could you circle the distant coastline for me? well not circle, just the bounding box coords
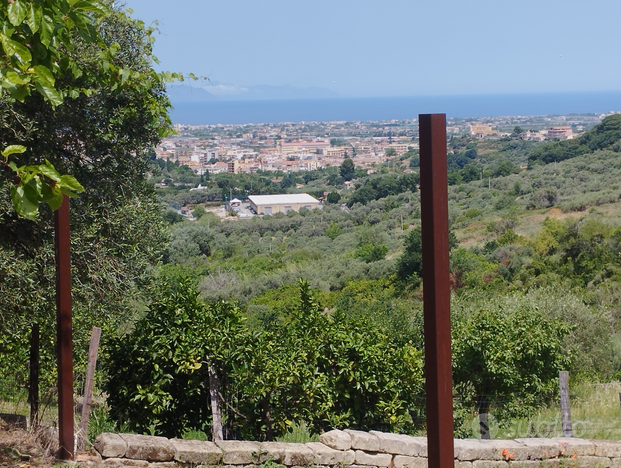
[168,91,621,126]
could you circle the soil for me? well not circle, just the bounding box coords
[0,419,99,467]
[0,419,56,467]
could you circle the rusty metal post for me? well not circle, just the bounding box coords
[54,194,74,460]
[28,322,39,427]
[419,114,454,467]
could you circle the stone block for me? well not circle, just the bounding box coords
[455,462,472,468]
[319,429,352,451]
[119,434,175,462]
[346,430,380,452]
[592,440,621,458]
[262,441,315,466]
[473,461,508,468]
[369,431,426,456]
[507,461,540,468]
[354,450,393,467]
[393,455,427,468]
[513,439,562,459]
[477,439,532,461]
[538,460,559,468]
[171,438,223,465]
[574,456,611,468]
[454,439,495,461]
[149,463,178,468]
[610,458,621,468]
[95,433,128,459]
[550,438,596,457]
[306,442,355,465]
[216,440,261,465]
[102,458,148,467]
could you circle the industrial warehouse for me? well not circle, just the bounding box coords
[248,193,320,215]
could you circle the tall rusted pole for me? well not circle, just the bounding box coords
[419,114,454,468]
[28,322,39,427]
[55,194,74,460]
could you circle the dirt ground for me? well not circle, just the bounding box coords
[0,419,56,467]
[0,419,99,467]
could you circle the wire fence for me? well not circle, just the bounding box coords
[2,326,621,443]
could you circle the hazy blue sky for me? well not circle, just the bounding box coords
[121,0,621,98]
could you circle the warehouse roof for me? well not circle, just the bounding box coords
[248,194,319,205]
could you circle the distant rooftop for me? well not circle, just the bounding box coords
[248,193,319,205]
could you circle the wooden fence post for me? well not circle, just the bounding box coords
[559,371,572,437]
[79,326,101,450]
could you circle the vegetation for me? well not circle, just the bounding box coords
[5,31,621,443]
[106,278,424,439]
[528,114,621,165]
[0,2,173,397]
[128,115,621,439]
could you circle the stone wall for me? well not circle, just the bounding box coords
[93,429,621,468]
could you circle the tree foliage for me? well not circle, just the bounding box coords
[339,157,356,181]
[105,279,425,439]
[452,291,572,422]
[0,0,184,218]
[528,114,621,165]
[0,3,171,390]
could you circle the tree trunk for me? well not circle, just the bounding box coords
[477,397,491,439]
[208,363,223,441]
[261,397,273,441]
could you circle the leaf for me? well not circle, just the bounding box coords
[8,0,27,27]
[4,83,29,101]
[33,65,55,86]
[59,174,84,193]
[11,185,39,220]
[26,3,42,33]
[1,145,27,158]
[34,78,63,107]
[38,160,61,182]
[45,184,64,211]
[1,36,32,65]
[73,0,110,16]
[39,15,53,47]
[3,70,30,85]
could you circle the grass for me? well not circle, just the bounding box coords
[275,422,318,443]
[461,382,621,440]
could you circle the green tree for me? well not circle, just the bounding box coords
[511,126,524,137]
[0,0,184,218]
[339,157,356,181]
[396,226,423,284]
[384,147,397,157]
[396,226,457,284]
[0,3,173,391]
[106,280,425,439]
[452,292,572,436]
[326,191,341,204]
[494,160,519,177]
[105,277,253,438]
[192,205,207,219]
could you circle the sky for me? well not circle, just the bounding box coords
[121,0,621,98]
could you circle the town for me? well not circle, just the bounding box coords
[155,113,605,177]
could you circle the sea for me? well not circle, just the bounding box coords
[168,91,621,126]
